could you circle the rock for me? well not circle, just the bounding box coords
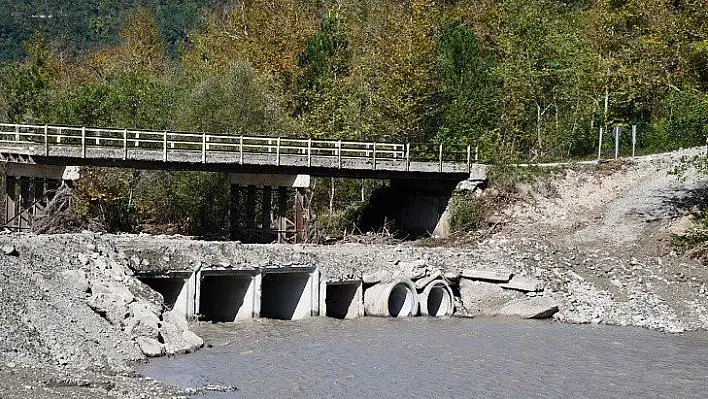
[458,280,521,316]
[182,330,204,349]
[77,253,89,266]
[136,337,164,357]
[127,311,160,339]
[400,259,427,269]
[2,245,18,256]
[160,322,203,355]
[498,297,559,319]
[61,269,90,293]
[362,271,394,284]
[500,275,544,292]
[414,269,442,289]
[460,268,512,283]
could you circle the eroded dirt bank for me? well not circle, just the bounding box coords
[1,148,707,397]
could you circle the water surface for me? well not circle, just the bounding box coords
[140,317,708,398]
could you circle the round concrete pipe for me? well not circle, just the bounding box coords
[364,279,418,317]
[418,280,454,317]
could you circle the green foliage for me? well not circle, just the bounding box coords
[449,193,486,233]
[135,171,229,237]
[179,63,284,135]
[2,0,708,236]
[435,22,498,147]
[0,33,56,123]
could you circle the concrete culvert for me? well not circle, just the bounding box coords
[364,279,418,317]
[261,271,315,320]
[324,281,362,319]
[418,280,454,317]
[139,278,185,310]
[199,275,255,322]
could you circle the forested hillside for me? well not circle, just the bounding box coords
[0,0,229,60]
[1,0,707,235]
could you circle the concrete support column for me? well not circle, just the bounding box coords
[261,186,272,243]
[294,187,305,243]
[32,178,45,216]
[229,184,240,241]
[5,176,17,228]
[277,186,288,243]
[19,177,31,230]
[245,185,256,233]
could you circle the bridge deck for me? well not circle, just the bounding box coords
[0,123,474,180]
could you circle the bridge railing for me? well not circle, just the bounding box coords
[0,123,474,172]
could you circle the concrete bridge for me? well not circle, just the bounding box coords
[0,123,486,240]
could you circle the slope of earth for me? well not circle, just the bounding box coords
[479,148,708,331]
[0,234,193,398]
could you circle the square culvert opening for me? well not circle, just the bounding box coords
[325,282,361,319]
[140,278,186,310]
[261,272,312,320]
[199,275,255,322]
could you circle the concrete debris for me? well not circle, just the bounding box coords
[414,269,442,290]
[500,275,545,293]
[498,297,559,319]
[136,337,164,358]
[362,270,394,284]
[460,268,512,283]
[2,245,18,256]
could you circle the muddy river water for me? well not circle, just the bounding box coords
[139,317,708,398]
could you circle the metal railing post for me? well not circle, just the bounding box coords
[14,124,19,142]
[163,130,167,162]
[406,143,410,172]
[123,129,128,160]
[337,140,342,169]
[202,133,206,163]
[439,144,443,172]
[475,146,479,162]
[239,136,244,165]
[44,125,48,156]
[373,142,377,170]
[467,145,471,173]
[81,127,86,158]
[135,132,140,147]
[276,137,281,166]
[308,138,312,167]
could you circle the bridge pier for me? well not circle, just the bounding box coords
[229,174,311,243]
[3,164,79,230]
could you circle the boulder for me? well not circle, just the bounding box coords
[160,322,204,355]
[136,337,164,357]
[458,280,520,316]
[61,269,90,293]
[500,275,544,292]
[460,268,512,283]
[498,297,559,319]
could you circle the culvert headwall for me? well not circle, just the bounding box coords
[364,279,418,317]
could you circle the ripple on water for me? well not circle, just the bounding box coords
[139,317,708,398]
